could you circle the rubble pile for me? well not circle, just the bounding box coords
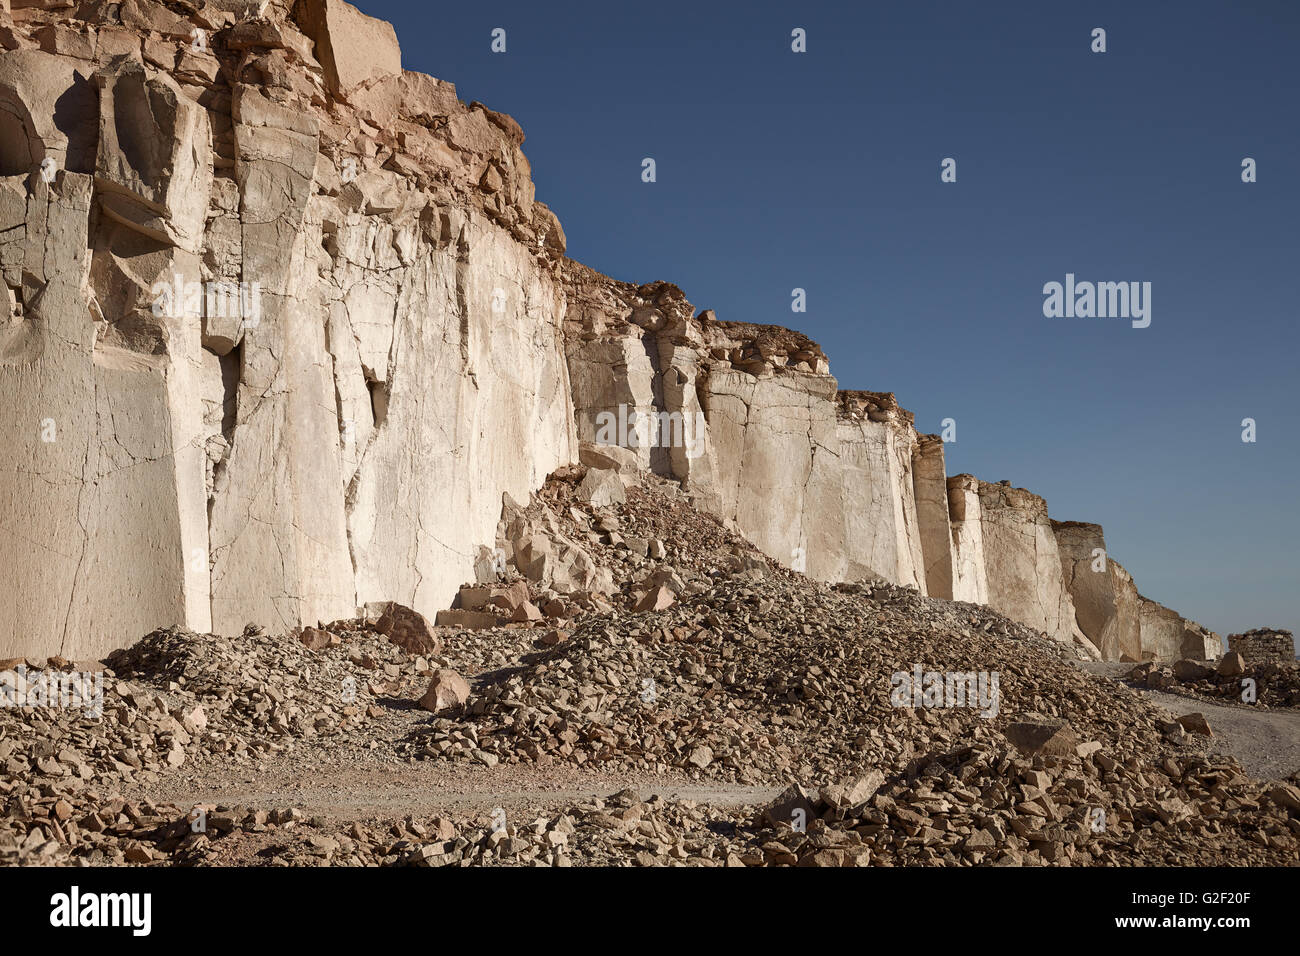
[1127,654,1300,709]
[2,475,1297,866]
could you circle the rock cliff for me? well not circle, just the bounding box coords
[0,0,1220,662]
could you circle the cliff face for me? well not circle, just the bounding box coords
[562,267,928,590]
[1053,521,1141,661]
[1,0,574,657]
[0,0,1218,662]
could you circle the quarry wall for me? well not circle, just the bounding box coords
[0,0,1222,662]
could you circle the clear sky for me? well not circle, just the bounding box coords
[361,0,1298,645]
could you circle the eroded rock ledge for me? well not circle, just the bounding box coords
[0,0,1219,662]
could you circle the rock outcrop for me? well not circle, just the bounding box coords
[958,480,1083,649]
[1137,596,1222,662]
[1053,521,1140,661]
[0,0,1223,662]
[562,266,929,591]
[945,475,989,605]
[1,0,573,659]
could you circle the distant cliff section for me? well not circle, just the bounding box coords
[0,0,1220,662]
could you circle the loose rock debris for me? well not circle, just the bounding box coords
[3,476,1297,866]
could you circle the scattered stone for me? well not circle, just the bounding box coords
[822,770,885,810]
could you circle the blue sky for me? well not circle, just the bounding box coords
[362,0,1298,643]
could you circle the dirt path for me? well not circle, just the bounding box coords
[126,662,1299,824]
[1136,689,1300,780]
[1076,662,1300,781]
[128,754,781,823]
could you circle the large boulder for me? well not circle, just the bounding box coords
[292,0,401,98]
[577,467,625,507]
[1004,719,1079,757]
[376,603,441,655]
[1217,651,1246,676]
[1138,596,1222,661]
[763,784,818,829]
[418,668,470,714]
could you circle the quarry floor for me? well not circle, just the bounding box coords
[1078,662,1300,780]
[134,758,779,822]
[124,665,1300,831]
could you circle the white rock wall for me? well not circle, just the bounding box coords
[912,436,954,599]
[0,3,1228,662]
[971,481,1081,647]
[0,27,576,657]
[946,476,989,606]
[1053,521,1141,661]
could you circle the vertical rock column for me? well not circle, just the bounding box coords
[206,85,355,633]
[834,415,925,590]
[975,480,1081,646]
[656,338,718,505]
[703,367,842,577]
[0,174,106,661]
[566,334,659,471]
[912,435,954,599]
[946,475,988,605]
[339,208,576,618]
[1,54,216,660]
[91,59,215,642]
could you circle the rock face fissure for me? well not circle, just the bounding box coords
[0,0,1219,662]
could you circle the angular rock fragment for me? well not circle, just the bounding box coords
[434,609,500,630]
[763,784,818,830]
[298,627,332,651]
[418,669,470,714]
[1176,712,1212,737]
[821,770,885,810]
[1217,651,1246,677]
[292,0,401,98]
[577,468,626,508]
[633,586,674,613]
[1004,719,1079,757]
[377,603,442,655]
